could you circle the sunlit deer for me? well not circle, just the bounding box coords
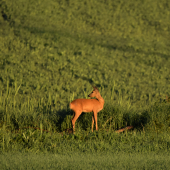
[70,86,104,132]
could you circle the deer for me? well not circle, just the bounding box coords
[70,86,104,133]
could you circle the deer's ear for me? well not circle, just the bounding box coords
[93,86,98,90]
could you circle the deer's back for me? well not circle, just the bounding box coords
[70,99,103,113]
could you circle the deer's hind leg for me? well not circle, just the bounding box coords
[71,110,81,131]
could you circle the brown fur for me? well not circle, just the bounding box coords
[70,87,104,132]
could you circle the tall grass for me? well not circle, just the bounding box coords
[0,82,170,153]
[0,2,170,168]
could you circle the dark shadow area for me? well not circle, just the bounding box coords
[1,11,8,21]
[1,103,70,133]
[97,104,152,132]
[56,108,73,132]
[77,112,93,130]
[0,2,15,26]
[129,111,150,130]
[0,110,3,123]
[34,101,73,132]
[0,76,3,83]
[0,1,9,21]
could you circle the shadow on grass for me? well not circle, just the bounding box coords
[121,110,151,132]
[131,110,150,130]
[58,104,152,134]
[97,104,151,133]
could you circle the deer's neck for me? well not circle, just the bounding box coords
[96,95,104,106]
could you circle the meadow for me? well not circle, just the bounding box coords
[0,0,170,169]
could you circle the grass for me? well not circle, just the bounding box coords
[0,0,170,169]
[1,152,170,170]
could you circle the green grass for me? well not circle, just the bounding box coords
[0,0,170,168]
[0,0,170,109]
[1,152,170,170]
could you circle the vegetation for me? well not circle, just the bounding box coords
[0,0,170,169]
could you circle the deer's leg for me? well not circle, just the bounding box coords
[94,112,98,131]
[92,115,94,132]
[71,111,81,131]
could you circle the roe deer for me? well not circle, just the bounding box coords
[70,86,104,132]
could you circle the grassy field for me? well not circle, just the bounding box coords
[0,0,170,169]
[1,152,170,169]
